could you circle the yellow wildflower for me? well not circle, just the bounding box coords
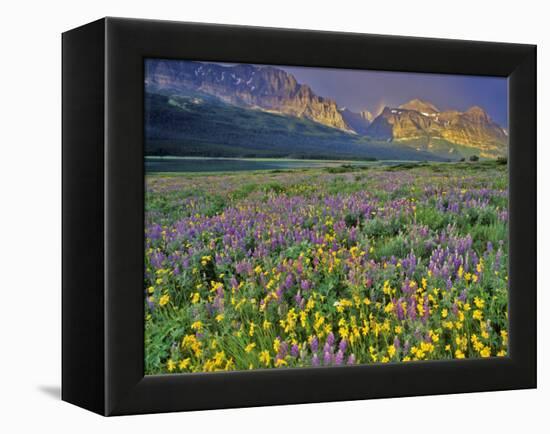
[473,310,483,321]
[249,322,256,337]
[501,330,508,345]
[159,294,170,306]
[167,359,176,372]
[191,320,203,332]
[275,358,287,367]
[259,350,270,367]
[474,297,485,309]
[178,358,191,370]
[273,337,281,353]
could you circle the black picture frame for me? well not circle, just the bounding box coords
[62,17,536,416]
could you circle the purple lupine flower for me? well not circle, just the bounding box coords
[284,273,294,289]
[235,261,249,275]
[334,350,344,366]
[310,336,319,352]
[312,354,320,366]
[326,332,335,347]
[323,342,332,354]
[422,297,430,322]
[452,302,459,316]
[402,278,413,295]
[396,297,405,321]
[393,336,401,350]
[148,224,162,240]
[347,354,356,365]
[338,339,348,353]
[290,344,299,357]
[408,298,417,320]
[323,351,332,365]
[278,341,288,358]
[494,248,502,270]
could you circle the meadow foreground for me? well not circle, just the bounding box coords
[144,162,508,374]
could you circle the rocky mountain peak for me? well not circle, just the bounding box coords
[464,105,490,120]
[360,110,374,122]
[146,60,353,132]
[399,99,440,114]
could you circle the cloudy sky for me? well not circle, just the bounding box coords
[279,65,508,128]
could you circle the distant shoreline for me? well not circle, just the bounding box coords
[143,156,478,176]
[144,155,383,164]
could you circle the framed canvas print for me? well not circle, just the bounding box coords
[62,17,536,416]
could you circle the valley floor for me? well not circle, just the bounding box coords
[144,162,509,374]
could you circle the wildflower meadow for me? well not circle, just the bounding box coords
[144,161,508,374]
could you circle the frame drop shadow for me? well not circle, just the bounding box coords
[38,385,61,400]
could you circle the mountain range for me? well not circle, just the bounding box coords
[145,60,508,160]
[367,99,507,157]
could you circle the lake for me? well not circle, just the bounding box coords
[145,157,375,173]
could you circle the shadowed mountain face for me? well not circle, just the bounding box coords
[339,108,373,135]
[145,60,507,160]
[144,91,445,161]
[366,100,508,158]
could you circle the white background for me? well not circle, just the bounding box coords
[0,0,546,432]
